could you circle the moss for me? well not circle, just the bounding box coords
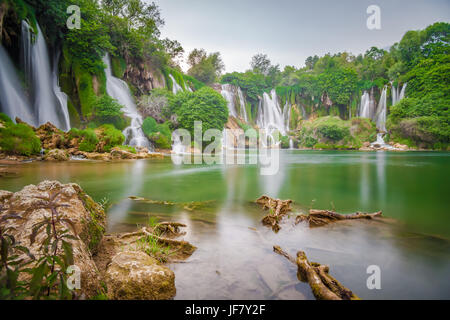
[77,191,106,253]
[96,124,125,152]
[67,100,81,128]
[0,116,41,156]
[78,128,99,152]
[73,61,98,118]
[111,55,127,79]
[116,145,137,154]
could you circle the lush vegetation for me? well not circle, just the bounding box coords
[220,22,449,149]
[142,117,172,149]
[0,113,41,156]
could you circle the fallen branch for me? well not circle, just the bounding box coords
[296,209,382,227]
[273,245,359,300]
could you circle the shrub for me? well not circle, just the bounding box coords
[78,129,99,152]
[142,117,172,149]
[91,95,128,130]
[97,124,125,152]
[0,120,41,156]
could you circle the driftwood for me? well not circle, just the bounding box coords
[296,209,382,227]
[256,195,292,232]
[273,245,359,300]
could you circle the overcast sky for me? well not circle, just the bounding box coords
[155,0,450,73]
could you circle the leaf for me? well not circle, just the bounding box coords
[29,261,47,297]
[61,240,74,266]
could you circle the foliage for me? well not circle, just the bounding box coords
[96,124,125,152]
[171,87,228,136]
[0,190,77,300]
[91,95,128,130]
[187,49,225,85]
[138,89,172,123]
[77,129,99,152]
[142,117,172,149]
[0,115,41,156]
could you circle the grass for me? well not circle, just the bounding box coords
[132,217,173,263]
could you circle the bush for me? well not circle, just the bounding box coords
[78,129,99,152]
[0,118,41,156]
[173,87,228,136]
[91,95,129,130]
[97,124,125,152]
[142,117,172,149]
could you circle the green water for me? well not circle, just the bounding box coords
[1,150,449,299]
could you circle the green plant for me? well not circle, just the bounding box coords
[0,118,41,156]
[78,129,99,152]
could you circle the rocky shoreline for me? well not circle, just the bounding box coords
[0,181,195,299]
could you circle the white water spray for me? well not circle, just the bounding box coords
[21,21,69,130]
[103,54,152,150]
[0,45,35,125]
[221,84,248,121]
[169,74,184,95]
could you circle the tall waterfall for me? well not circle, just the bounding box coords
[103,54,152,150]
[392,82,407,106]
[52,51,71,130]
[21,21,70,130]
[359,89,377,119]
[221,84,248,121]
[374,86,387,132]
[256,89,290,136]
[169,74,184,94]
[0,45,35,125]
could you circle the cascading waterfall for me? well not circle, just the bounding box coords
[52,51,71,131]
[374,86,387,132]
[257,89,289,136]
[392,82,407,106]
[21,21,70,130]
[169,74,184,94]
[221,84,248,121]
[103,54,152,150]
[0,45,36,125]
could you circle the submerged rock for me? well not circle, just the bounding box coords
[105,251,176,300]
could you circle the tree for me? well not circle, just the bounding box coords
[305,55,319,70]
[187,49,225,84]
[172,87,228,136]
[251,53,271,75]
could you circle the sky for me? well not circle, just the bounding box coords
[155,0,450,73]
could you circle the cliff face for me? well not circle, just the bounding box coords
[124,62,166,95]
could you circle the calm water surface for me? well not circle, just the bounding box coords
[1,150,449,299]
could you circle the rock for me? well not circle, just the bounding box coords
[393,143,408,150]
[105,251,176,300]
[84,152,111,161]
[110,147,138,159]
[362,141,370,148]
[0,181,106,298]
[44,149,69,161]
[35,122,66,149]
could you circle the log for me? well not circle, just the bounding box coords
[296,209,382,227]
[273,245,359,300]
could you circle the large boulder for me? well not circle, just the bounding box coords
[35,122,66,149]
[44,149,69,161]
[105,251,176,300]
[0,181,106,298]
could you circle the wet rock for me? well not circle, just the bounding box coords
[44,149,69,161]
[110,147,138,159]
[35,122,66,149]
[105,251,176,300]
[0,181,106,298]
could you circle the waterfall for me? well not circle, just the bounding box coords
[21,21,69,130]
[103,54,152,150]
[257,89,289,136]
[359,91,371,118]
[374,86,387,132]
[392,82,407,105]
[0,45,35,125]
[171,132,188,154]
[221,84,248,121]
[169,74,183,94]
[52,51,70,131]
